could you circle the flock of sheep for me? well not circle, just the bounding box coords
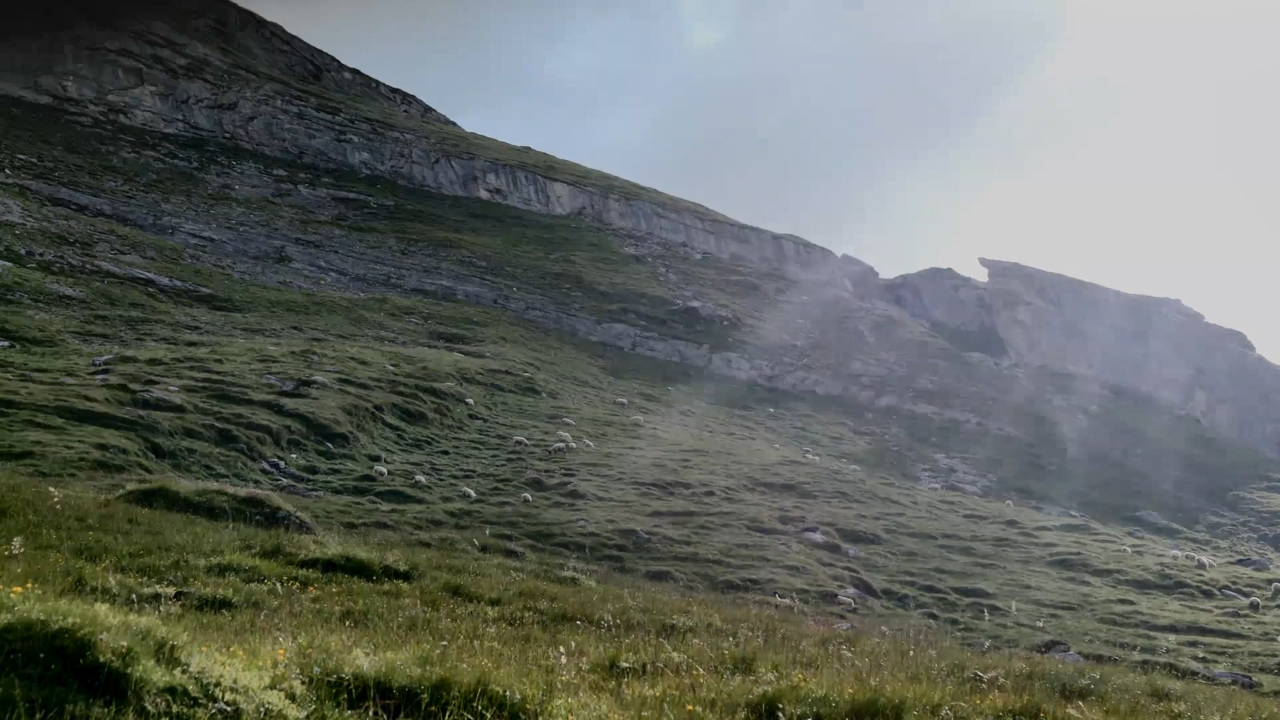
[364,395,641,504]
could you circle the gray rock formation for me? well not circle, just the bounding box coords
[0,0,875,288]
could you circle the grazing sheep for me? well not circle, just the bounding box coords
[772,592,796,606]
[513,436,531,446]
[630,416,644,424]
[1004,500,1014,508]
[464,398,475,406]
[615,398,629,407]
[556,431,573,442]
[521,493,533,503]
[772,444,781,449]
[547,442,568,455]
[1170,550,1183,559]
[1186,553,1199,563]
[413,475,427,485]
[926,483,943,491]
[1197,556,1211,570]
[373,466,388,478]
[462,487,477,499]
[567,442,578,451]
[801,453,820,463]
[1250,597,1263,612]
[1203,557,1218,568]
[1271,583,1280,598]
[561,418,576,426]
[1120,546,1132,554]
[835,595,857,608]
[582,439,595,449]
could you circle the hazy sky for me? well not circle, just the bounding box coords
[244,1,1280,359]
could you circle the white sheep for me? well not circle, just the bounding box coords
[561,418,576,426]
[556,431,573,442]
[1271,583,1280,598]
[521,493,533,503]
[835,595,857,607]
[1202,557,1218,568]
[614,398,629,407]
[1120,546,1131,554]
[1004,500,1014,507]
[772,592,796,606]
[1186,553,1199,563]
[1250,597,1263,612]
[548,442,568,455]
[1196,556,1211,570]
[373,466,388,478]
[464,398,475,406]
[772,444,781,449]
[1170,550,1183,559]
[412,475,427,485]
[630,416,644,424]
[926,483,943,491]
[512,436,530,446]
[582,439,595,449]
[567,442,577,451]
[462,487,477,499]
[802,453,820,463]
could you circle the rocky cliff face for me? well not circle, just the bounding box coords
[885,259,1280,456]
[2,0,1279,463]
[0,0,875,289]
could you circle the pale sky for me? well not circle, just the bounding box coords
[244,1,1280,360]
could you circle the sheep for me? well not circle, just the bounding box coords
[926,483,943,491]
[1196,555,1211,570]
[835,594,857,608]
[547,442,568,455]
[567,442,578,451]
[412,475,427,485]
[1271,583,1280,598]
[771,592,796,606]
[1004,500,1014,507]
[1120,546,1132,554]
[1185,553,1199,563]
[462,487,477,499]
[513,436,531,446]
[1170,550,1183,559]
[464,398,475,406]
[1202,557,1218,568]
[556,431,573,442]
[521,492,533,503]
[561,418,576,426]
[1250,597,1263,612]
[582,439,595,449]
[630,416,645,424]
[801,453,820,463]
[373,466,388,478]
[614,398,629,407]
[772,444,781,449]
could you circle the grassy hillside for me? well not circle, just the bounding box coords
[5,478,1280,719]
[6,97,1280,715]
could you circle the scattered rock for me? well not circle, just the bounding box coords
[1212,670,1259,690]
[1233,557,1273,572]
[0,340,15,349]
[92,354,116,367]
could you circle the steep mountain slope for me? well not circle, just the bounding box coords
[5,1,1280,709]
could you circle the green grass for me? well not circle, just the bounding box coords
[6,95,1280,715]
[4,477,1280,719]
